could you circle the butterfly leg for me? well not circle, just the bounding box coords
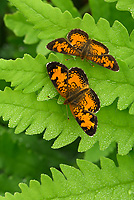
[65,56,76,61]
[86,59,95,67]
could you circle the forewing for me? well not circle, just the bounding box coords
[47,62,68,98]
[89,39,109,55]
[69,104,97,136]
[86,54,119,71]
[67,29,89,52]
[68,67,89,96]
[46,38,80,56]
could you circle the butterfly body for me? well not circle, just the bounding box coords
[47,29,119,71]
[79,40,90,60]
[64,87,89,105]
[47,62,100,136]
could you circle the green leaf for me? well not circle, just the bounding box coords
[0,54,49,94]
[0,87,134,155]
[0,87,60,135]
[0,87,81,149]
[4,11,54,56]
[105,0,134,18]
[79,100,134,155]
[4,11,40,44]
[7,0,134,69]
[0,53,134,113]
[8,0,81,40]
[1,156,134,199]
[36,39,51,55]
[5,0,134,71]
[51,0,81,18]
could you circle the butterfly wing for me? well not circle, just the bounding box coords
[69,104,98,136]
[66,67,100,136]
[46,38,80,56]
[86,54,119,71]
[69,88,100,136]
[46,62,68,98]
[67,67,89,96]
[67,29,89,52]
[77,88,100,113]
[89,39,109,55]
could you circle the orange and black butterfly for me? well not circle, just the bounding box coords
[47,29,119,71]
[47,62,100,136]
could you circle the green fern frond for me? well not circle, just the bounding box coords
[51,0,81,18]
[8,0,81,40]
[105,0,134,18]
[0,54,48,93]
[0,87,133,154]
[78,100,134,154]
[0,52,134,113]
[4,11,40,44]
[1,156,134,199]
[0,87,61,135]
[0,87,80,147]
[7,0,134,68]
[4,11,51,55]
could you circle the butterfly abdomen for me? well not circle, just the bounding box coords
[80,40,90,60]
